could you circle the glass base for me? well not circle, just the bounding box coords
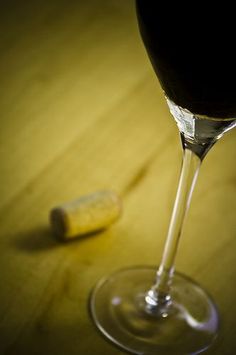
[90,266,219,354]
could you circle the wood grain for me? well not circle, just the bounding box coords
[0,1,235,354]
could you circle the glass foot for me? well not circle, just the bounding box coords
[90,266,219,354]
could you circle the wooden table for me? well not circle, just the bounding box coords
[0,1,235,354]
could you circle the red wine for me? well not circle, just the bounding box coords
[136,1,236,118]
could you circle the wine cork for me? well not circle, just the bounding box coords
[50,190,122,241]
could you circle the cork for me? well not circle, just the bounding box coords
[50,190,122,241]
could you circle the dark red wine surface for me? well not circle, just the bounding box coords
[136,1,236,118]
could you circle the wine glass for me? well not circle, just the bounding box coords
[90,2,236,354]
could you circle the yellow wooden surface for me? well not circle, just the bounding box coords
[0,1,235,354]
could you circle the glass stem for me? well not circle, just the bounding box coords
[146,145,201,310]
